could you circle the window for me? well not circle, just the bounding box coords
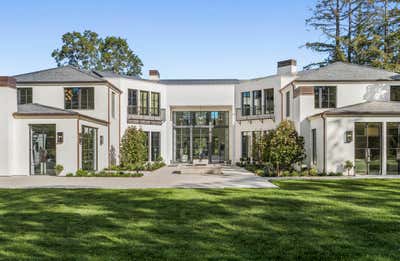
[314,86,337,108]
[143,131,149,161]
[17,88,32,104]
[390,86,400,101]
[241,131,252,160]
[81,126,97,171]
[264,88,274,114]
[312,129,317,165]
[252,90,262,115]
[286,91,290,117]
[128,89,138,114]
[111,92,116,118]
[140,91,149,115]
[151,132,161,161]
[241,92,251,116]
[151,92,160,116]
[64,87,94,110]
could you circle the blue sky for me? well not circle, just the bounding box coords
[0,0,324,79]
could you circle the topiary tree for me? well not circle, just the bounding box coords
[344,160,354,176]
[119,127,148,169]
[264,120,306,175]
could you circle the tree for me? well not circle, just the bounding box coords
[119,127,148,168]
[52,30,143,76]
[264,121,306,175]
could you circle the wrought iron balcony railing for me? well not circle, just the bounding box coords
[236,105,274,121]
[127,106,166,124]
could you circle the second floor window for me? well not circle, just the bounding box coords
[286,91,290,117]
[314,86,337,108]
[17,88,32,105]
[111,92,116,118]
[140,91,149,115]
[390,86,400,101]
[151,92,160,116]
[128,89,138,114]
[264,88,274,114]
[64,87,94,110]
[253,90,262,115]
[241,91,251,116]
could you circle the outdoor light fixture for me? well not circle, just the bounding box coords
[100,135,104,145]
[345,131,353,143]
[57,132,64,144]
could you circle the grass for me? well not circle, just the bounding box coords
[0,179,399,260]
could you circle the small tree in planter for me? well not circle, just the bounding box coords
[120,127,148,173]
[264,120,306,176]
[344,160,354,176]
[55,164,64,176]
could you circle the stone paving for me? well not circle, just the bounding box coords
[0,166,278,189]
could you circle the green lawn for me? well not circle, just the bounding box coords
[0,180,399,260]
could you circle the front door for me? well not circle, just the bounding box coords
[81,126,97,171]
[192,127,209,162]
[30,124,56,175]
[354,123,382,175]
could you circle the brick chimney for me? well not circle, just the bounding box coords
[149,70,160,81]
[277,59,297,75]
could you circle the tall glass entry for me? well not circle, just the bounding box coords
[81,126,98,171]
[387,123,400,174]
[30,124,56,175]
[173,111,229,163]
[354,123,382,175]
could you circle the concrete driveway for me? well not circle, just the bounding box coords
[0,166,277,189]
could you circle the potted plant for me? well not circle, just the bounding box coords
[55,164,64,176]
[344,160,354,176]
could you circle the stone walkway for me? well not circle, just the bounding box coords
[0,166,277,189]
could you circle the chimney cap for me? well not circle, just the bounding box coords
[0,76,16,88]
[277,59,297,68]
[149,70,160,76]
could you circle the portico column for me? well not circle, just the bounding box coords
[382,122,387,175]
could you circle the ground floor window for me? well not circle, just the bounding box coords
[312,129,317,165]
[387,122,400,175]
[30,124,56,175]
[151,132,160,161]
[354,122,381,175]
[81,126,98,171]
[241,131,252,161]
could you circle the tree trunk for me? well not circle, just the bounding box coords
[335,0,342,61]
[348,0,352,62]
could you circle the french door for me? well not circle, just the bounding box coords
[81,126,98,171]
[354,123,382,175]
[30,124,56,175]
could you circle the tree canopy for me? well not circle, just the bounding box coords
[52,30,143,76]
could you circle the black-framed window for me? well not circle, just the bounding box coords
[140,91,149,115]
[18,88,32,105]
[312,129,317,165]
[241,131,252,160]
[252,90,262,115]
[264,88,274,114]
[314,86,337,108]
[151,92,160,116]
[111,92,116,118]
[143,131,149,161]
[241,91,251,116]
[64,87,94,110]
[390,86,400,101]
[286,91,290,117]
[128,89,138,114]
[151,132,161,161]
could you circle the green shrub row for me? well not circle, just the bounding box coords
[104,161,166,172]
[66,170,143,177]
[240,163,343,177]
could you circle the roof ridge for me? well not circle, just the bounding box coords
[67,66,105,81]
[13,66,63,77]
[332,61,399,74]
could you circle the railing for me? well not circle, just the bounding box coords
[236,106,274,121]
[127,106,166,124]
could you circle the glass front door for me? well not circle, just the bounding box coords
[387,123,400,174]
[192,128,209,162]
[81,126,97,171]
[30,124,56,175]
[355,123,382,175]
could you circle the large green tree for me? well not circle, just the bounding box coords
[119,127,148,167]
[52,30,143,76]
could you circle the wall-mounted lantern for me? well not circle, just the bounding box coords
[345,131,353,143]
[57,132,64,144]
[100,135,104,146]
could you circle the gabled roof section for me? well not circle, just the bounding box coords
[159,79,240,85]
[311,101,400,117]
[92,70,142,80]
[14,66,106,83]
[296,62,399,81]
[17,103,78,115]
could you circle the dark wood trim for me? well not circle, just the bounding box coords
[0,77,16,88]
[293,86,314,98]
[12,113,109,126]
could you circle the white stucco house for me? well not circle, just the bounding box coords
[1,59,400,176]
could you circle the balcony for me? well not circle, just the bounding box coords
[127,106,166,125]
[236,106,274,121]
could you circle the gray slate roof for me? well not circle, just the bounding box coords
[14,66,106,83]
[296,62,399,81]
[17,103,78,115]
[159,79,239,85]
[322,101,400,116]
[92,70,142,80]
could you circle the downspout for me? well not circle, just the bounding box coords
[321,113,326,173]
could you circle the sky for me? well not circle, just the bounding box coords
[0,0,325,79]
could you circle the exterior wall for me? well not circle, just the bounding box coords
[309,117,324,172]
[0,87,17,175]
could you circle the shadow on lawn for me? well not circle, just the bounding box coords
[0,180,399,260]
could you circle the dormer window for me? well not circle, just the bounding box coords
[314,86,336,109]
[17,88,32,104]
[390,86,400,101]
[64,87,94,110]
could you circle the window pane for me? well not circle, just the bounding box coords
[151,92,160,116]
[264,88,274,114]
[128,89,138,114]
[252,90,262,115]
[151,132,160,161]
[286,91,290,117]
[241,92,251,116]
[140,91,149,115]
[391,86,400,101]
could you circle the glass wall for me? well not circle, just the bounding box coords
[81,126,98,171]
[173,111,229,163]
[354,122,381,175]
